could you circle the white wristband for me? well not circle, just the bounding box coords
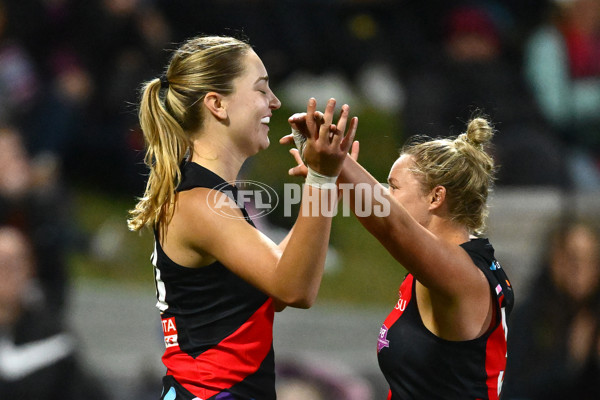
[305,166,338,189]
[291,127,307,162]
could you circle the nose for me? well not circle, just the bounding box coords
[270,91,281,110]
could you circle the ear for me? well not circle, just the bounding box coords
[203,92,228,120]
[429,186,446,211]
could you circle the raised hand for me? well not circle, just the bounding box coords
[281,98,358,178]
[283,138,360,178]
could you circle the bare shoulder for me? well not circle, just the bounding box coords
[176,187,244,220]
[172,187,247,240]
[161,188,247,267]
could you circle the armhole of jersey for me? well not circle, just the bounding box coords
[482,266,510,336]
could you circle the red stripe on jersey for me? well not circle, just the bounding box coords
[383,274,414,329]
[484,308,507,400]
[162,298,274,399]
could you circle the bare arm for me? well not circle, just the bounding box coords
[177,184,335,308]
[280,114,492,338]
[283,113,480,297]
[338,156,484,297]
[169,98,356,309]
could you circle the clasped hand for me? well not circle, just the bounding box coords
[279,98,359,178]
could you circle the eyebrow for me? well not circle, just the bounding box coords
[255,75,269,84]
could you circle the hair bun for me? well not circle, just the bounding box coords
[463,117,494,147]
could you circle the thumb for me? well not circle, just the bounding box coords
[350,141,360,161]
[279,134,295,145]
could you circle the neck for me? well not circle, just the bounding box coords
[189,131,246,184]
[428,216,471,246]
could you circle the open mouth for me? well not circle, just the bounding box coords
[260,116,270,124]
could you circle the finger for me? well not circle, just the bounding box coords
[279,134,295,145]
[288,164,308,177]
[313,111,325,125]
[289,148,304,166]
[326,124,336,143]
[330,105,349,147]
[340,116,358,153]
[350,140,360,161]
[288,112,307,124]
[317,98,336,144]
[335,104,350,136]
[322,98,336,126]
[288,112,309,133]
[306,111,325,137]
[304,98,318,139]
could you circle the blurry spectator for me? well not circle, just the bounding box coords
[0,225,109,399]
[55,0,173,194]
[0,0,95,170]
[24,49,93,165]
[402,2,567,187]
[0,126,76,317]
[523,0,600,190]
[0,0,39,127]
[505,217,600,399]
[276,358,373,400]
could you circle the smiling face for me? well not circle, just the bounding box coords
[387,155,433,227]
[223,50,281,156]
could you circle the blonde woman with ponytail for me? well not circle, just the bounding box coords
[284,115,514,399]
[128,36,357,400]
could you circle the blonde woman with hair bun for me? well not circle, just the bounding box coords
[128,35,357,400]
[284,114,514,399]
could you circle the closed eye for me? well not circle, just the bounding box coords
[256,75,270,95]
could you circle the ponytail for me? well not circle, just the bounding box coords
[127,35,251,232]
[127,77,191,231]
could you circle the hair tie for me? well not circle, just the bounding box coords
[159,74,170,89]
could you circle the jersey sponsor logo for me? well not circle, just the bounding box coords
[395,298,407,312]
[394,289,407,311]
[377,324,390,353]
[162,317,178,348]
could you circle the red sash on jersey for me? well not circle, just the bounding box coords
[378,274,414,354]
[162,299,274,399]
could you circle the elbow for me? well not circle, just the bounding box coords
[287,300,314,309]
[291,297,315,309]
[276,292,317,309]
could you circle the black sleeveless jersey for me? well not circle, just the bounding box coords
[377,238,514,400]
[151,161,275,400]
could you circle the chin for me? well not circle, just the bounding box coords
[259,137,270,151]
[247,139,269,157]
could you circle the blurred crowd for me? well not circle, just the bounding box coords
[0,0,599,194]
[1,0,600,399]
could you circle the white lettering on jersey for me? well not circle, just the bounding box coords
[153,242,169,312]
[394,298,407,311]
